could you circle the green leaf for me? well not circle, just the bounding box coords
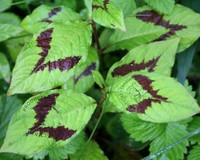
[0,95,22,146]
[84,0,92,18]
[49,132,85,160]
[8,21,92,95]
[92,70,105,89]
[0,90,96,155]
[149,122,189,160]
[144,0,175,15]
[106,4,200,53]
[0,52,11,81]
[188,145,200,160]
[0,0,12,12]
[0,24,22,42]
[177,43,196,84]
[21,5,80,33]
[63,48,99,93]
[0,153,23,160]
[183,80,196,97]
[106,39,179,82]
[71,141,108,160]
[54,0,77,10]
[0,13,21,26]
[121,114,165,143]
[107,72,200,123]
[188,117,200,144]
[110,0,136,17]
[92,0,126,31]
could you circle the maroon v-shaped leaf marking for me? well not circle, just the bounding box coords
[127,74,168,113]
[26,94,76,141]
[41,7,62,23]
[74,62,96,84]
[136,10,187,41]
[92,0,109,11]
[31,28,81,74]
[112,57,160,77]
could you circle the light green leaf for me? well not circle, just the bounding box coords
[63,48,99,93]
[188,145,200,160]
[8,21,92,95]
[184,80,196,98]
[49,132,85,160]
[92,70,105,89]
[144,0,175,14]
[0,95,22,146]
[71,141,108,160]
[0,52,11,81]
[188,117,200,144]
[107,72,200,123]
[110,0,136,17]
[0,0,12,12]
[0,13,20,26]
[149,122,189,160]
[0,24,22,42]
[0,90,96,155]
[84,0,92,19]
[106,4,200,53]
[92,0,126,31]
[121,114,165,143]
[21,5,80,33]
[106,39,179,82]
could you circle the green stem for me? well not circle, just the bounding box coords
[11,0,36,6]
[78,109,104,160]
[142,127,200,160]
[8,34,33,40]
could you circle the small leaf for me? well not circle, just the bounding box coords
[0,90,96,155]
[121,114,165,142]
[92,70,105,89]
[188,117,200,144]
[63,48,99,93]
[48,132,85,160]
[107,72,200,123]
[71,141,108,160]
[144,0,175,15]
[92,0,126,31]
[188,145,200,160]
[0,95,22,146]
[0,53,11,81]
[0,0,12,12]
[110,0,136,17]
[21,5,80,33]
[8,21,92,95]
[0,13,21,26]
[0,24,22,42]
[106,39,179,82]
[149,122,189,160]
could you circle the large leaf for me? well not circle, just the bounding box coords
[107,4,200,53]
[21,5,80,33]
[106,39,179,82]
[0,52,11,81]
[0,0,12,12]
[0,24,22,42]
[8,21,92,95]
[0,13,20,26]
[92,0,126,31]
[71,141,108,160]
[107,72,200,123]
[144,0,175,14]
[0,90,96,155]
[62,48,99,93]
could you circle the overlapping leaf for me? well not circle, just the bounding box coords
[0,53,11,81]
[63,48,99,93]
[0,90,96,155]
[106,39,179,82]
[92,0,126,31]
[21,5,80,33]
[188,145,200,160]
[106,4,200,53]
[144,0,175,15]
[0,0,12,12]
[8,21,92,95]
